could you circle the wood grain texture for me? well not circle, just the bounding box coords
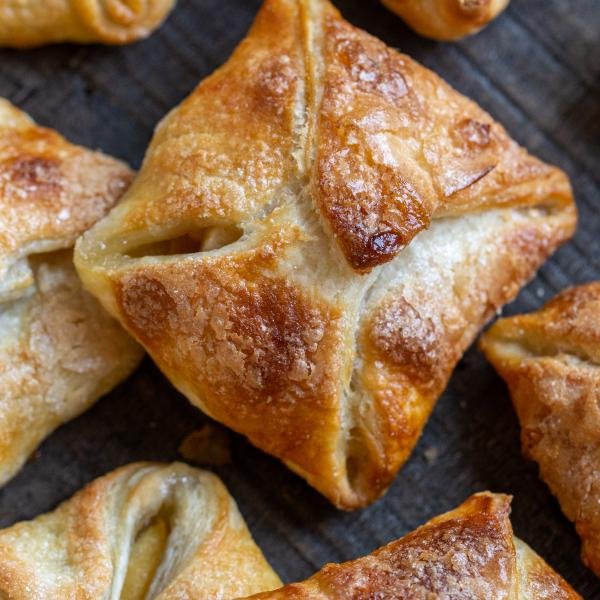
[0,0,598,596]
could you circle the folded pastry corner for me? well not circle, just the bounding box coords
[481,282,600,577]
[0,0,176,47]
[381,0,510,41]
[246,492,580,599]
[0,462,282,599]
[75,0,576,509]
[0,98,143,486]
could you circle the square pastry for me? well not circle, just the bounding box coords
[75,0,576,508]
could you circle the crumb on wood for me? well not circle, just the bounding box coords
[178,424,231,467]
[424,445,438,464]
[26,449,42,465]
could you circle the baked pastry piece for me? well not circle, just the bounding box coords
[480,283,600,577]
[0,0,175,47]
[0,462,282,599]
[246,492,580,599]
[75,0,576,509]
[381,0,510,41]
[0,98,142,486]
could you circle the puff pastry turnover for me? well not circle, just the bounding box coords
[381,0,510,41]
[0,462,282,599]
[0,0,175,47]
[247,492,580,599]
[75,0,576,509]
[0,98,142,486]
[481,283,600,577]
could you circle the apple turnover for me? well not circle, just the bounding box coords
[75,0,577,509]
[0,462,282,599]
[0,0,176,47]
[247,492,580,599]
[381,0,510,41]
[0,98,142,486]
[481,283,600,577]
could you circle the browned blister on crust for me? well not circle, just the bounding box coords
[381,0,511,41]
[0,98,142,486]
[0,463,282,599]
[75,0,576,508]
[245,492,580,599]
[481,283,600,577]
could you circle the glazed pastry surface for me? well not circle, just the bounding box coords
[0,98,142,486]
[381,0,510,40]
[481,283,600,577]
[75,0,576,508]
[0,0,175,47]
[246,492,580,599]
[0,462,282,599]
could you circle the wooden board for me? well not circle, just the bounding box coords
[0,0,599,595]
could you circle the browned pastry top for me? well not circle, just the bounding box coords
[481,283,600,576]
[246,492,580,599]
[315,4,564,271]
[0,0,177,47]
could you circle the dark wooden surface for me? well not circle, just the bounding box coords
[1,0,599,596]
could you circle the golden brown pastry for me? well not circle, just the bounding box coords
[382,0,510,41]
[0,462,282,599]
[75,0,576,509]
[0,0,176,47]
[246,492,580,599]
[481,283,600,577]
[0,98,142,486]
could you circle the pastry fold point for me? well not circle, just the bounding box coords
[75,0,576,508]
[0,98,142,486]
[0,462,282,599]
[0,0,176,47]
[246,492,580,599]
[381,0,510,41]
[481,282,600,577]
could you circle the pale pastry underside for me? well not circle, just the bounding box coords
[75,0,576,508]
